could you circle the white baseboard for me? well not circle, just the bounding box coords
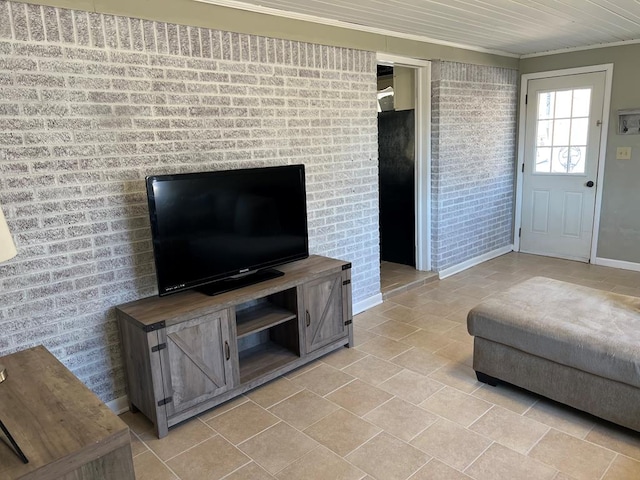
[353,293,383,315]
[594,257,640,272]
[107,395,130,415]
[438,245,514,279]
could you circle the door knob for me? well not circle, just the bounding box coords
[586,181,594,187]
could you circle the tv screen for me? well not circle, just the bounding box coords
[146,164,309,296]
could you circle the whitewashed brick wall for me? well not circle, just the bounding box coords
[431,61,517,271]
[0,1,380,402]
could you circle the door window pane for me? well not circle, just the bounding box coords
[555,90,573,118]
[534,87,592,175]
[572,89,591,117]
[552,119,571,146]
[551,147,567,173]
[537,120,553,146]
[570,146,586,173]
[538,92,555,120]
[536,147,551,173]
[570,118,589,145]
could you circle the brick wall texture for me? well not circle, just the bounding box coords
[431,61,517,271]
[0,1,380,402]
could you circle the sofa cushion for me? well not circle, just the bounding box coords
[467,276,640,389]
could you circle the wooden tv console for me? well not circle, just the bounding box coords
[116,255,353,438]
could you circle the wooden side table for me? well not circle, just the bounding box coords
[0,346,135,480]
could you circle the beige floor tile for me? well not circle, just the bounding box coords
[465,443,557,480]
[400,330,453,353]
[472,383,539,415]
[585,423,640,462]
[238,422,318,475]
[223,461,275,479]
[353,327,379,345]
[364,397,438,442]
[304,409,381,456]
[326,379,393,416]
[291,363,355,395]
[410,418,492,471]
[140,418,215,461]
[167,435,249,480]
[391,347,449,376]
[276,446,366,480]
[356,335,412,360]
[528,429,616,480]
[321,346,368,369]
[246,377,303,408]
[120,411,155,436]
[445,308,472,324]
[379,304,426,323]
[206,401,279,445]
[427,362,481,394]
[469,405,549,454]
[602,455,640,480]
[130,431,149,457]
[283,361,322,380]
[409,311,459,333]
[434,340,473,367]
[443,324,475,343]
[409,459,472,479]
[342,355,403,386]
[524,400,596,439]
[368,320,419,340]
[268,389,339,430]
[346,432,430,480]
[199,395,249,421]
[353,311,389,330]
[378,369,445,404]
[133,451,178,480]
[420,386,492,427]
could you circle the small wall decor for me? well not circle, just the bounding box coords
[617,108,640,135]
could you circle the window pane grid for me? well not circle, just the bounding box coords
[534,88,591,174]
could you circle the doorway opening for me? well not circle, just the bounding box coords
[376,55,436,299]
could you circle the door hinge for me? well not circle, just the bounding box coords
[151,343,167,352]
[342,279,351,286]
[342,263,352,270]
[525,94,528,105]
[157,396,173,407]
[522,163,524,173]
[519,228,522,238]
[344,319,353,326]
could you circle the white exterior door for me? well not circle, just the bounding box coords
[520,72,606,262]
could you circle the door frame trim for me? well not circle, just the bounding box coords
[514,64,614,263]
[376,53,431,271]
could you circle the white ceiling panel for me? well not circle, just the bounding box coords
[197,0,640,57]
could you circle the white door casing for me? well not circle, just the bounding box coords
[516,66,613,262]
[376,53,431,272]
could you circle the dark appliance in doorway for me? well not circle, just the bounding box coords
[378,109,415,267]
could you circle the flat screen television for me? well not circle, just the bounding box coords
[146,164,309,296]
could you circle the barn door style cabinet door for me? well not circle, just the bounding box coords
[303,269,353,354]
[159,311,236,417]
[116,255,353,438]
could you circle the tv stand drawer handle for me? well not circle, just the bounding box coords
[224,341,230,361]
[306,310,311,327]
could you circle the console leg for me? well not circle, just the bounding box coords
[476,371,499,386]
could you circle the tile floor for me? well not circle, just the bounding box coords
[121,252,640,480]
[380,261,438,299]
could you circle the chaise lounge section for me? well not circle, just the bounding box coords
[467,276,640,432]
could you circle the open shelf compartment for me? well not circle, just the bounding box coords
[236,304,296,339]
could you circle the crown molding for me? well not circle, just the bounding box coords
[193,0,520,59]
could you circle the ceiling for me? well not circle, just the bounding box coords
[198,0,640,57]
